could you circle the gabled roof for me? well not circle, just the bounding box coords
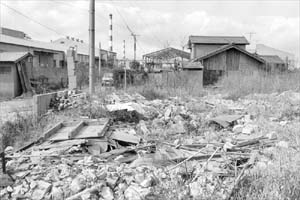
[143,47,190,60]
[0,52,32,63]
[259,55,285,64]
[189,36,249,45]
[0,34,65,53]
[193,44,265,63]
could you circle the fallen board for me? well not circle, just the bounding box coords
[47,119,110,141]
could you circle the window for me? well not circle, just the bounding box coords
[0,66,11,74]
[53,60,57,68]
[59,60,65,68]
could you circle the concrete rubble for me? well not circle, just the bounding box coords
[1,90,299,200]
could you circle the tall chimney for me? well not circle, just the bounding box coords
[109,14,113,52]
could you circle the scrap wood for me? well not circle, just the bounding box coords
[225,163,251,200]
[97,144,155,160]
[191,147,221,182]
[5,153,91,159]
[209,115,243,128]
[168,147,206,171]
[68,121,85,139]
[37,139,87,150]
[16,121,64,152]
[66,182,105,200]
[40,121,64,142]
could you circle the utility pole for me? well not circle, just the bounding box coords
[98,42,101,83]
[89,0,95,94]
[123,40,126,90]
[131,33,139,61]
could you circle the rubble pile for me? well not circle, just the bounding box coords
[1,90,299,200]
[49,90,87,111]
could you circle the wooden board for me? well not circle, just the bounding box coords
[46,119,110,141]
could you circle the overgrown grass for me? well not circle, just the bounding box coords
[0,112,59,150]
[218,70,300,100]
[126,71,206,100]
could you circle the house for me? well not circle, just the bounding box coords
[52,37,117,69]
[0,28,118,89]
[0,52,33,98]
[0,33,67,85]
[255,44,295,69]
[193,44,265,85]
[143,47,190,72]
[259,55,287,72]
[188,36,249,59]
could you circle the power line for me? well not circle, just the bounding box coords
[0,2,65,37]
[128,1,164,47]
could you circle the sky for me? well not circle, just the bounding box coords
[0,0,299,60]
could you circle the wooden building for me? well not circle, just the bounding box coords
[188,36,249,60]
[0,52,33,98]
[259,55,287,72]
[193,44,265,85]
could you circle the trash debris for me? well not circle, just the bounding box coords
[1,91,298,200]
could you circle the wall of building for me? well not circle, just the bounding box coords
[192,44,246,59]
[202,49,262,85]
[0,43,67,85]
[0,63,22,98]
[239,52,262,73]
[203,52,227,70]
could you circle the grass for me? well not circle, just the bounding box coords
[218,70,300,100]
[126,71,206,100]
[0,111,60,150]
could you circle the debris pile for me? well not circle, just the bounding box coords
[49,90,87,111]
[1,90,299,200]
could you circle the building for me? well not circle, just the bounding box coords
[193,44,265,85]
[52,37,117,69]
[0,28,118,90]
[188,36,249,59]
[0,33,67,85]
[259,55,287,72]
[143,47,190,72]
[0,52,33,98]
[255,44,296,69]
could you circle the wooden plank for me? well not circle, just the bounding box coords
[41,122,63,142]
[68,121,85,139]
[48,126,74,141]
[16,63,26,93]
[74,119,110,139]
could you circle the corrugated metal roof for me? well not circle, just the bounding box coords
[143,47,190,59]
[259,55,285,64]
[189,36,249,45]
[193,44,265,63]
[0,52,31,63]
[0,34,65,52]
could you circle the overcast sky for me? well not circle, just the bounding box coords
[0,0,299,60]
